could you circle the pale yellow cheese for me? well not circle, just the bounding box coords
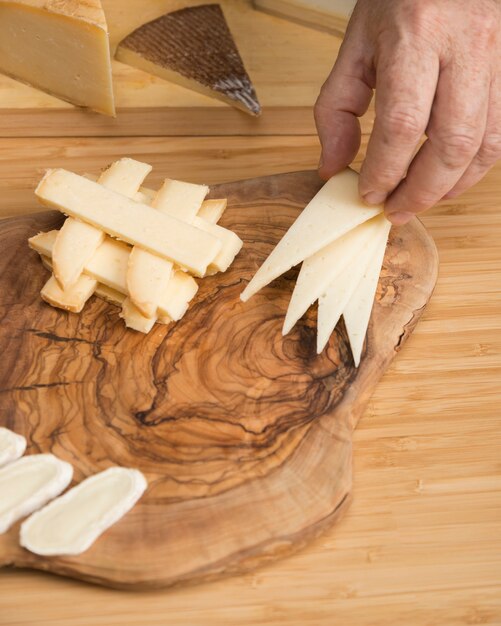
[126,247,173,318]
[0,0,115,115]
[53,158,152,290]
[41,273,97,313]
[152,179,208,222]
[192,217,243,275]
[120,298,158,333]
[197,199,228,224]
[30,231,198,322]
[35,169,222,277]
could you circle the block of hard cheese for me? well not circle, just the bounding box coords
[0,0,115,115]
[253,0,355,37]
[240,169,382,302]
[35,169,222,277]
[115,5,261,116]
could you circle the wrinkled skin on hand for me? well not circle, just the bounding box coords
[315,0,501,224]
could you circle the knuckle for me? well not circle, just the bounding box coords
[364,165,402,191]
[432,125,482,168]
[478,133,501,164]
[380,105,424,142]
[403,0,441,41]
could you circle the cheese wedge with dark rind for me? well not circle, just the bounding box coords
[116,4,261,116]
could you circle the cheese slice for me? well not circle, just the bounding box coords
[94,283,126,308]
[41,273,98,313]
[35,169,222,277]
[283,216,385,335]
[317,217,390,353]
[0,0,115,115]
[120,298,158,333]
[0,454,73,534]
[253,0,355,36]
[20,467,147,556]
[240,169,382,302]
[0,427,26,468]
[343,223,391,366]
[125,176,205,318]
[115,5,261,116]
[152,179,208,222]
[126,247,173,318]
[29,231,199,322]
[53,158,152,290]
[192,217,243,275]
[197,199,228,224]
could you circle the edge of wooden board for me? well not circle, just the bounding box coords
[0,107,317,137]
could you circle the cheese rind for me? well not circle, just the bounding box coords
[316,217,389,353]
[20,467,147,556]
[35,169,222,277]
[343,222,391,366]
[0,427,27,468]
[283,216,385,335]
[0,454,73,534]
[0,0,115,115]
[241,169,382,302]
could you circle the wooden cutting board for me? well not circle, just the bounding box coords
[0,170,438,589]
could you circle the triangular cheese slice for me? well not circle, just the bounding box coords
[283,216,384,335]
[316,214,389,354]
[0,0,115,115]
[241,169,382,302]
[115,4,261,116]
[343,222,391,366]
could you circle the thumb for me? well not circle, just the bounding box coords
[315,32,374,179]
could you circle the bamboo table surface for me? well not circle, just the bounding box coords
[0,6,500,624]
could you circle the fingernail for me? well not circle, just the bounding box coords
[318,154,324,169]
[387,211,413,225]
[362,191,387,206]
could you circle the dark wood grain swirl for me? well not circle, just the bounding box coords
[0,171,438,588]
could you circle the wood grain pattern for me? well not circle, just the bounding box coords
[0,170,437,588]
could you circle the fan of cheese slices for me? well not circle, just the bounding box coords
[241,169,392,367]
[29,158,243,333]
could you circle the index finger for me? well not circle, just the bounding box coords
[359,44,439,205]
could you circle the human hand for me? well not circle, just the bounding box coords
[314,0,501,225]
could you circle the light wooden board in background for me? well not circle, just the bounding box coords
[0,0,349,136]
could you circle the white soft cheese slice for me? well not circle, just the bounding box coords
[0,454,73,534]
[30,232,198,322]
[0,427,27,468]
[35,169,222,277]
[283,216,384,335]
[343,222,391,366]
[52,158,152,290]
[20,467,147,556]
[317,215,390,353]
[240,169,382,302]
[41,273,98,313]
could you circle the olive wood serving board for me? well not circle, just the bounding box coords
[0,171,438,589]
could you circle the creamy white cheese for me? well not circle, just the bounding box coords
[20,467,147,556]
[0,454,73,534]
[0,427,26,468]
